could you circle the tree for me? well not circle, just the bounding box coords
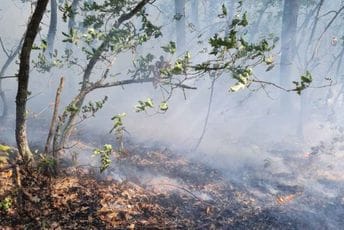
[10,0,313,172]
[175,0,186,54]
[16,0,49,162]
[190,0,199,29]
[0,36,24,121]
[279,0,299,110]
[46,0,58,58]
[47,0,169,156]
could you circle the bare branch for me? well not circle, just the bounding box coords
[0,75,17,79]
[309,5,344,63]
[0,37,10,57]
[92,77,197,91]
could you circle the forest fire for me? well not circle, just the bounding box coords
[1,0,344,228]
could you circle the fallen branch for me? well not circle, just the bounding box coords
[158,183,213,205]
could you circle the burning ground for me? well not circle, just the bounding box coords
[1,134,344,229]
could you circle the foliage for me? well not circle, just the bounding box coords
[110,113,126,133]
[0,144,11,153]
[81,96,108,118]
[135,98,169,113]
[15,0,318,173]
[93,144,112,173]
[188,9,276,92]
[0,196,12,213]
[37,154,57,176]
[293,71,313,95]
[161,41,176,55]
[110,113,127,153]
[135,98,154,112]
[159,101,169,111]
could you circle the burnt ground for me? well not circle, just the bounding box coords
[1,140,344,229]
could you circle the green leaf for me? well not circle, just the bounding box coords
[264,56,274,65]
[145,98,154,108]
[161,41,176,54]
[0,145,11,153]
[159,102,168,111]
[111,113,126,130]
[222,4,228,16]
[229,82,246,92]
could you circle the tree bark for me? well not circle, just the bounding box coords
[45,77,64,154]
[16,0,49,162]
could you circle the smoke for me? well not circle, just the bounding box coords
[1,0,344,228]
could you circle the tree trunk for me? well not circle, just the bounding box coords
[175,0,186,54]
[190,0,198,29]
[279,0,299,109]
[16,0,49,162]
[66,0,80,51]
[45,77,64,154]
[0,36,24,121]
[68,0,80,31]
[46,0,57,58]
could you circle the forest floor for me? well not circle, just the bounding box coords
[1,140,343,229]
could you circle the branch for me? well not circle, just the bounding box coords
[309,5,344,63]
[92,77,197,91]
[0,37,10,57]
[173,83,197,90]
[252,79,291,92]
[0,75,17,79]
[156,183,213,205]
[252,78,333,92]
[82,0,151,85]
[193,75,216,151]
[115,0,150,28]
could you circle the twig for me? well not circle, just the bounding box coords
[0,36,10,57]
[193,75,216,151]
[157,183,213,205]
[0,75,17,79]
[309,5,344,64]
[49,142,79,155]
[252,79,290,92]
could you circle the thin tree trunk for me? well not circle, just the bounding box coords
[68,0,80,31]
[66,0,80,51]
[46,0,57,58]
[55,0,150,150]
[175,0,186,54]
[190,0,198,29]
[0,36,24,121]
[45,77,64,154]
[16,0,49,162]
[279,0,299,109]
